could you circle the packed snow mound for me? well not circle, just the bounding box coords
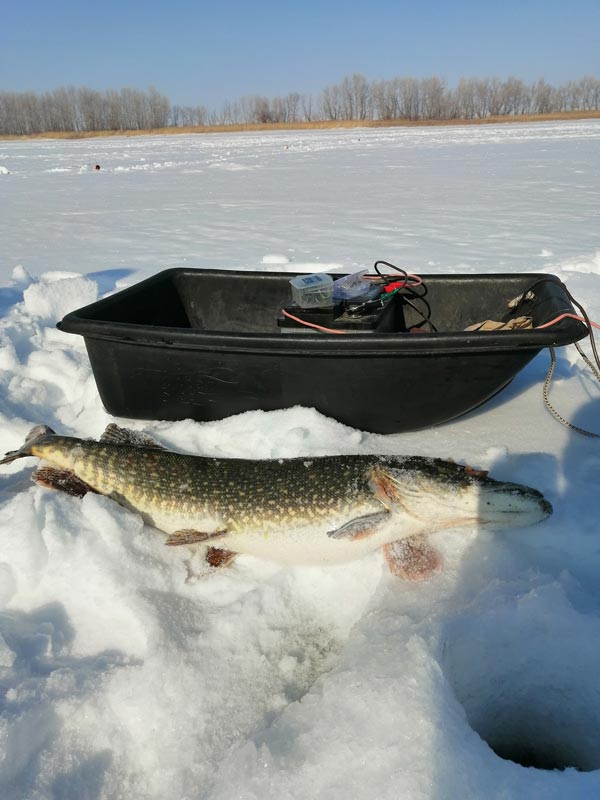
[23,275,98,322]
[560,248,600,275]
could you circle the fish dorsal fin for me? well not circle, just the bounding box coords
[100,424,167,450]
[25,424,55,443]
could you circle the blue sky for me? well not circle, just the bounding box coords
[2,0,599,108]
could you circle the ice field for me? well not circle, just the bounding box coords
[0,120,600,799]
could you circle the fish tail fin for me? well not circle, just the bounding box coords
[0,424,56,465]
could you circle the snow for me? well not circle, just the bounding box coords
[0,120,600,799]
[23,275,98,322]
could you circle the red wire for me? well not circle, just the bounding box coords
[364,272,423,287]
[535,312,600,330]
[282,308,348,334]
[283,300,600,335]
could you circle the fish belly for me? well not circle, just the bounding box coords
[219,518,403,566]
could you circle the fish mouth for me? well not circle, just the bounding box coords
[477,482,552,527]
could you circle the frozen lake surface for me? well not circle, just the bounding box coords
[2,120,600,279]
[0,121,600,799]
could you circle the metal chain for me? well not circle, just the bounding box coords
[543,346,600,438]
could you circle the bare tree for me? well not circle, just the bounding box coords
[339,76,355,120]
[373,78,408,120]
[578,76,600,110]
[285,92,301,122]
[420,76,448,119]
[320,83,342,120]
[147,86,170,128]
[501,77,528,115]
[531,78,556,114]
[455,78,478,118]
[253,96,272,123]
[301,94,314,121]
[352,74,372,119]
[398,78,421,119]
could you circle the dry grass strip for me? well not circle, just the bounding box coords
[3,110,600,141]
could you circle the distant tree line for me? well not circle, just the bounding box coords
[1,75,599,135]
[209,75,600,125]
[0,86,170,135]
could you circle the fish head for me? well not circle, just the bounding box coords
[372,457,552,532]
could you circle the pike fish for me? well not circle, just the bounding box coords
[1,424,552,579]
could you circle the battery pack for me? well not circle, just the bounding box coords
[277,295,405,333]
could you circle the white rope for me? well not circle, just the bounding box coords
[543,346,600,438]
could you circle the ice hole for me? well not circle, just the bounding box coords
[443,586,600,772]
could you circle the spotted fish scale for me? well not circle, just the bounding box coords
[87,448,383,532]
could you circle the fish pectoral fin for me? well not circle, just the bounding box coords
[165,528,228,547]
[206,547,238,568]
[383,535,442,581]
[100,424,167,450]
[32,467,97,498]
[327,511,389,541]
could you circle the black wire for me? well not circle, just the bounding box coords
[372,260,438,332]
[373,260,409,285]
[513,275,600,373]
[561,282,600,372]
[402,297,438,332]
